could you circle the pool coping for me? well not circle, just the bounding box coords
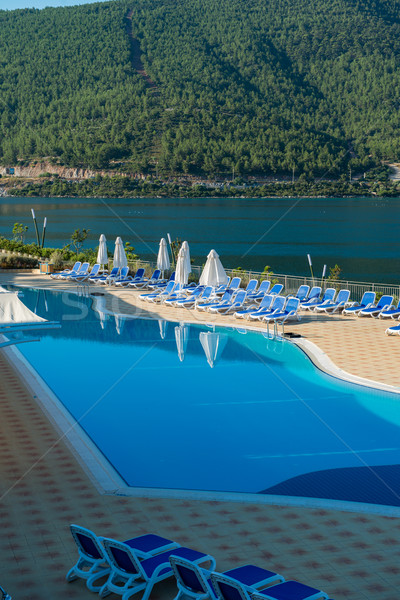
[4,285,400,516]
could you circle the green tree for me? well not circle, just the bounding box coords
[70,228,90,255]
[12,222,28,242]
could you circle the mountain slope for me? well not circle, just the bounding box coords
[0,0,400,176]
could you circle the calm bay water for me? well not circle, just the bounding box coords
[1,195,399,283]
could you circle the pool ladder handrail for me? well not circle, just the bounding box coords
[266,319,283,340]
[76,281,90,297]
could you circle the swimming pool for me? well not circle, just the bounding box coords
[13,287,400,507]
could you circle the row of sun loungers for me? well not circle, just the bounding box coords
[67,524,333,600]
[48,263,400,332]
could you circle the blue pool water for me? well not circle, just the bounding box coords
[14,287,400,505]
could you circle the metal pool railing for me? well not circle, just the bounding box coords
[122,258,400,303]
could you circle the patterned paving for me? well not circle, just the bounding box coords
[0,272,400,599]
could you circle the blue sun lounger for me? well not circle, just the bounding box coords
[209,290,247,314]
[114,267,145,287]
[234,293,274,319]
[248,295,286,321]
[149,282,180,303]
[263,297,301,323]
[342,291,376,315]
[99,537,215,600]
[93,266,120,285]
[269,283,284,296]
[106,266,130,286]
[314,289,350,314]
[90,266,117,283]
[130,269,161,289]
[302,288,335,311]
[386,323,400,335]
[170,286,205,307]
[139,280,176,302]
[196,288,234,311]
[182,286,214,309]
[148,271,176,290]
[58,262,89,280]
[299,286,321,306]
[358,294,393,317]
[171,556,284,600]
[211,568,285,600]
[214,277,241,296]
[50,261,81,279]
[378,299,400,319]
[246,280,271,301]
[244,279,259,295]
[288,284,310,302]
[70,263,100,281]
[66,524,180,593]
[250,580,328,600]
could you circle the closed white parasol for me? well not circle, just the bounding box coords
[199,330,227,368]
[97,234,108,271]
[181,240,191,276]
[157,238,170,279]
[199,249,228,287]
[113,237,128,269]
[175,245,189,286]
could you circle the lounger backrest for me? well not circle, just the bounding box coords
[336,289,350,303]
[378,295,393,308]
[257,280,271,294]
[151,269,161,280]
[119,266,129,278]
[109,267,119,276]
[71,261,81,272]
[269,283,283,295]
[322,288,336,302]
[102,538,143,578]
[78,262,90,273]
[169,271,176,281]
[245,279,258,293]
[200,286,213,300]
[90,263,100,275]
[191,286,203,298]
[221,288,235,302]
[307,286,321,300]
[296,285,310,300]
[360,291,375,306]
[170,556,210,596]
[285,297,300,313]
[233,290,246,304]
[259,294,274,309]
[211,572,251,600]
[229,277,241,290]
[70,524,105,561]
[164,281,176,294]
[272,295,286,311]
[134,268,145,279]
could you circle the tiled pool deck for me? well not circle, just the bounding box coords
[1,271,400,599]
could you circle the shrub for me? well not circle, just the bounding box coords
[0,255,38,269]
[49,250,64,270]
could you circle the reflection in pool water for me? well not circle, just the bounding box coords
[14,287,400,505]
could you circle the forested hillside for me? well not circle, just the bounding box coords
[1,0,400,177]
